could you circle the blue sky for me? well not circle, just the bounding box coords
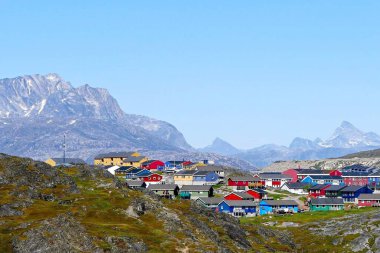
[1,1,379,149]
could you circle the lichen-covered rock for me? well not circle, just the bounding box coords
[106,236,147,253]
[0,204,23,217]
[12,214,100,253]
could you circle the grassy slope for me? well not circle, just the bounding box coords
[241,208,379,253]
[1,162,283,252]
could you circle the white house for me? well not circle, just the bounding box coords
[281,182,311,195]
[107,165,120,175]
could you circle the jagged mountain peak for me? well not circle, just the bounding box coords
[320,121,380,148]
[289,137,318,150]
[199,137,241,156]
[0,73,194,157]
[340,120,357,129]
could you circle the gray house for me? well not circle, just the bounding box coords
[147,184,180,199]
[180,185,214,200]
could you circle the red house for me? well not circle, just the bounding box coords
[308,184,331,198]
[342,172,370,186]
[358,194,380,207]
[283,169,331,183]
[246,189,267,200]
[224,192,254,201]
[329,170,342,177]
[140,160,165,171]
[139,173,163,184]
[227,176,255,191]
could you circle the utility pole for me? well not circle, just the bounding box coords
[63,133,66,164]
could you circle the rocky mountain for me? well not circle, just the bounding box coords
[234,121,380,167]
[198,138,241,156]
[0,74,255,170]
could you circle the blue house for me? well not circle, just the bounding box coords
[135,169,152,178]
[125,168,143,179]
[340,185,373,203]
[259,200,299,215]
[368,171,380,189]
[114,166,135,176]
[165,161,186,170]
[217,200,257,217]
[301,175,344,186]
[192,171,219,185]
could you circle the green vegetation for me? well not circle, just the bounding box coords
[241,207,377,225]
[267,192,288,200]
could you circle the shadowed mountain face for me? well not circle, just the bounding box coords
[0,74,192,160]
[0,74,257,170]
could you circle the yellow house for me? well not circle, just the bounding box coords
[122,156,148,167]
[45,158,85,167]
[174,170,197,186]
[94,151,145,166]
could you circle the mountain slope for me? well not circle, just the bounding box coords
[340,148,380,159]
[234,121,380,167]
[198,138,241,156]
[320,121,380,148]
[0,74,192,159]
[0,74,256,170]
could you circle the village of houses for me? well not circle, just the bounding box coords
[45,151,380,218]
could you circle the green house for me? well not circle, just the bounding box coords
[147,184,180,199]
[180,185,214,200]
[309,198,344,211]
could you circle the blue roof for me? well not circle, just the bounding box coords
[126,168,143,174]
[136,170,152,177]
[116,166,135,172]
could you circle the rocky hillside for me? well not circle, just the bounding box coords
[262,157,380,172]
[2,154,380,252]
[0,154,285,252]
[340,148,380,159]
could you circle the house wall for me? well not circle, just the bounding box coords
[151,189,178,198]
[142,174,163,182]
[123,157,148,167]
[309,187,329,198]
[282,169,298,183]
[342,188,373,203]
[330,170,343,177]
[325,191,342,198]
[174,175,194,186]
[369,177,380,187]
[259,201,298,215]
[358,199,380,207]
[188,191,210,200]
[310,205,344,211]
[218,202,256,216]
[142,161,165,170]
[246,190,263,200]
[287,188,307,195]
[343,177,369,186]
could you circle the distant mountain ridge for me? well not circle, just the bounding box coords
[0,74,257,170]
[198,138,241,156]
[201,121,380,167]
